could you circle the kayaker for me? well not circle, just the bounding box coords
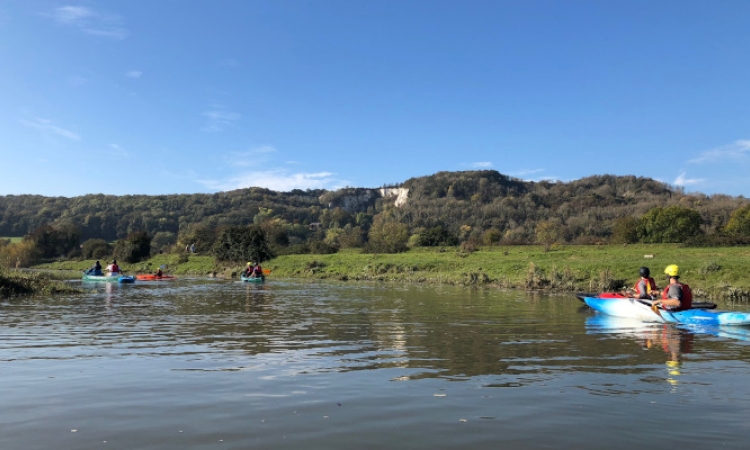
[106,259,120,276]
[87,260,103,275]
[652,264,693,311]
[155,268,163,278]
[242,262,253,277]
[252,262,264,279]
[632,266,658,299]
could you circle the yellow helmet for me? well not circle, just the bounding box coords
[247,262,252,266]
[664,264,679,277]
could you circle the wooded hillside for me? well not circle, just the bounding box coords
[0,171,747,248]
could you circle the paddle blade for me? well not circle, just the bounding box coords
[262,269,271,275]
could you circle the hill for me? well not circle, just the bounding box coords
[0,171,747,246]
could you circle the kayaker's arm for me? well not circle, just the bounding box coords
[653,284,683,309]
[652,298,681,309]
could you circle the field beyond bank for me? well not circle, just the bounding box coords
[34,244,750,301]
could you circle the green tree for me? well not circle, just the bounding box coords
[417,226,458,246]
[338,225,365,249]
[535,220,562,251]
[364,219,409,253]
[81,238,113,259]
[212,225,274,263]
[610,216,639,244]
[482,229,502,246]
[113,231,152,263]
[637,206,703,243]
[724,205,750,236]
[24,224,81,259]
[151,232,177,254]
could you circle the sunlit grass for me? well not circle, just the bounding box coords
[34,244,750,300]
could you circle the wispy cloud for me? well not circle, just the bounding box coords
[674,171,705,187]
[202,108,241,132]
[513,168,545,177]
[47,5,129,40]
[688,140,750,164]
[225,146,277,167]
[20,118,80,141]
[199,170,347,192]
[125,70,142,78]
[463,161,493,168]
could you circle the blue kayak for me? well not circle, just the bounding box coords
[582,295,750,326]
[82,273,135,283]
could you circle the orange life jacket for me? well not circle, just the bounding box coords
[662,282,692,310]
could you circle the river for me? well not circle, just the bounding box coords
[2,279,750,449]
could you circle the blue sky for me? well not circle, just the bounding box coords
[1,1,749,197]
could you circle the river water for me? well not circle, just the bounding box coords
[2,279,750,449]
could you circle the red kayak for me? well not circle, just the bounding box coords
[135,274,177,281]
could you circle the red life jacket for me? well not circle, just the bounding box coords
[662,282,692,310]
[633,277,658,296]
[112,263,119,273]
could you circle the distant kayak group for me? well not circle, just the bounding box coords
[82,259,270,284]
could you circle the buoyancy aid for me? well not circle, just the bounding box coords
[633,277,658,296]
[662,282,693,310]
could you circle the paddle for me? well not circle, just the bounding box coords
[651,302,664,320]
[634,298,665,320]
[262,269,271,275]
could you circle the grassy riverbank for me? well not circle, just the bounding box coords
[0,269,83,298]
[34,244,750,301]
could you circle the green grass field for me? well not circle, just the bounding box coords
[1,237,23,243]
[34,244,750,301]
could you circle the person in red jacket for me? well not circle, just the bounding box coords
[106,259,120,276]
[632,266,658,299]
[652,264,693,311]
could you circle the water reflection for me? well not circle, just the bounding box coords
[585,315,696,388]
[5,282,750,450]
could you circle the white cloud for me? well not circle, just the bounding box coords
[226,146,278,167]
[513,168,545,177]
[51,6,95,25]
[126,70,142,78]
[470,162,493,168]
[202,109,241,132]
[688,140,750,164]
[47,5,128,40]
[199,170,347,192]
[20,118,80,141]
[674,171,705,187]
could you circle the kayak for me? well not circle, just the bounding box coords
[575,292,717,309]
[240,275,265,283]
[82,273,135,283]
[580,295,750,326]
[585,314,750,344]
[135,274,177,281]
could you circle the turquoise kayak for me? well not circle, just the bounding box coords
[240,275,265,283]
[581,295,750,326]
[82,273,135,283]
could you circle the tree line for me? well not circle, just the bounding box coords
[1,170,749,268]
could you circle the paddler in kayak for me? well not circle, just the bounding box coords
[651,264,693,311]
[630,266,658,300]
